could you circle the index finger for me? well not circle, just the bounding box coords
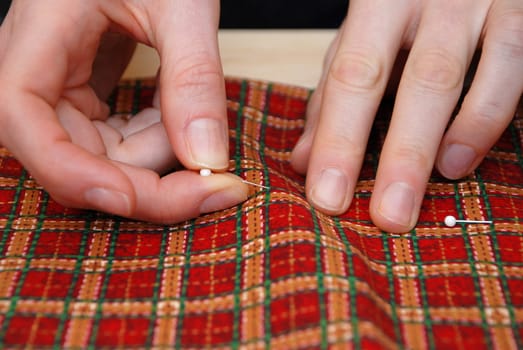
[304,0,411,215]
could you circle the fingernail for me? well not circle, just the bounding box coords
[439,144,476,179]
[310,168,348,212]
[200,186,247,213]
[378,182,415,227]
[85,188,131,216]
[186,118,228,169]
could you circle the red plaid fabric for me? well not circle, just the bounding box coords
[0,78,522,349]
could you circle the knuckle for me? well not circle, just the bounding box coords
[472,101,503,123]
[328,50,384,94]
[172,53,223,95]
[390,141,432,172]
[407,50,464,94]
[324,133,367,161]
[491,9,523,61]
[466,100,506,130]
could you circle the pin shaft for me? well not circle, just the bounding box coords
[242,180,269,189]
[455,220,492,224]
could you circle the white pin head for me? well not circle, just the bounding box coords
[444,215,457,227]
[200,168,212,177]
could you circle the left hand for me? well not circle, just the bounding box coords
[0,0,248,223]
[291,0,523,233]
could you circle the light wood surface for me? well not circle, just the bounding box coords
[123,29,336,88]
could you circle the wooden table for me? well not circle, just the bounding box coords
[123,29,337,88]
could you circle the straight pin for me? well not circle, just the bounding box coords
[200,169,269,190]
[241,179,270,190]
[444,215,492,227]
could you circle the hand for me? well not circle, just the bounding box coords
[0,0,248,223]
[291,0,523,233]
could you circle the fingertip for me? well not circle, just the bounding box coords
[39,155,137,218]
[184,117,229,170]
[371,218,417,234]
[199,173,249,213]
[370,182,419,234]
[369,208,419,234]
[84,187,132,217]
[306,167,353,216]
[436,143,478,180]
[370,210,418,234]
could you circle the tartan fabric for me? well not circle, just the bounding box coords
[0,77,522,350]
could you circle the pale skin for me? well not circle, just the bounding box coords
[0,0,250,223]
[292,0,523,232]
[0,0,521,231]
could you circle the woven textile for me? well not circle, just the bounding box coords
[0,78,522,349]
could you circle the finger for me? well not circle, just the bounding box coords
[106,107,161,138]
[304,0,412,215]
[113,163,248,223]
[111,122,179,174]
[0,92,136,217]
[292,23,409,174]
[57,100,107,155]
[437,0,523,179]
[62,85,110,121]
[96,108,179,174]
[151,0,229,171]
[369,1,489,232]
[290,22,344,174]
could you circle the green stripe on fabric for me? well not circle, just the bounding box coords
[477,173,521,349]
[145,227,169,348]
[260,83,273,350]
[453,183,493,348]
[232,205,244,349]
[311,211,327,349]
[381,232,403,348]
[53,212,94,349]
[88,220,120,349]
[0,169,27,259]
[174,224,195,349]
[335,218,360,348]
[0,188,48,346]
[409,229,435,349]
[232,80,248,349]
[0,168,27,349]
